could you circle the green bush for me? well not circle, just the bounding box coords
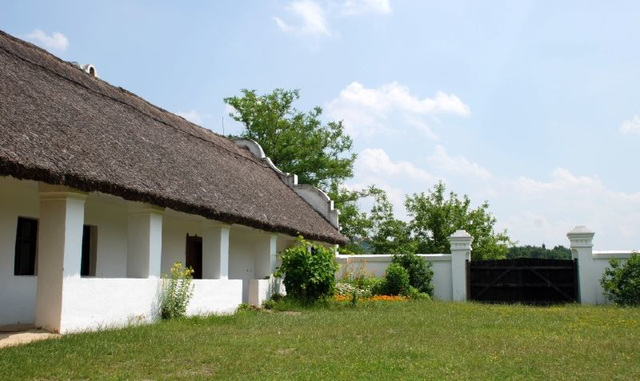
[160,262,194,320]
[274,236,339,302]
[385,263,410,296]
[406,286,432,301]
[364,277,387,296]
[601,253,640,306]
[391,252,434,296]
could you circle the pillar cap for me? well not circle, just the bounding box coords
[450,230,472,239]
[567,225,594,248]
[567,225,594,235]
[449,230,473,251]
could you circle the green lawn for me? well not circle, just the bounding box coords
[1,301,639,380]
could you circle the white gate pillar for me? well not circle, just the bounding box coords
[567,226,595,304]
[35,185,87,332]
[202,222,230,279]
[449,230,473,302]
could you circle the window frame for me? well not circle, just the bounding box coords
[14,217,39,276]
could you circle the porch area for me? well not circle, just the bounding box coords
[0,177,293,333]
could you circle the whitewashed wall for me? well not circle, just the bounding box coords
[59,278,159,333]
[229,230,257,302]
[84,194,128,277]
[568,227,636,304]
[161,212,201,273]
[336,254,453,301]
[187,279,243,316]
[586,251,635,304]
[0,177,39,325]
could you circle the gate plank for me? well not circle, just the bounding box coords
[468,258,577,304]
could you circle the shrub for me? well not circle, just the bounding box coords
[160,262,194,320]
[601,253,640,306]
[274,236,339,302]
[391,252,435,297]
[385,263,410,296]
[406,286,432,301]
[364,277,387,296]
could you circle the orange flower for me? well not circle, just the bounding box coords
[334,294,408,302]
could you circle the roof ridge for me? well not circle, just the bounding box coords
[0,30,268,171]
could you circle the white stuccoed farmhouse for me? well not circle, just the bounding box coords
[0,30,345,333]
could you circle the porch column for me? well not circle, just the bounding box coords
[449,230,473,302]
[202,222,230,279]
[35,185,87,332]
[567,226,595,304]
[127,204,164,278]
[255,233,277,279]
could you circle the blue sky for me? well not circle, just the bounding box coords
[2,0,639,249]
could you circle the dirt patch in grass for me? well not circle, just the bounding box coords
[0,329,60,349]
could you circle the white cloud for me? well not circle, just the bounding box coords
[358,148,432,182]
[175,110,210,125]
[501,168,640,249]
[346,145,640,249]
[513,168,603,196]
[405,116,439,140]
[25,29,69,52]
[326,81,470,136]
[428,145,491,180]
[274,0,332,37]
[272,17,294,33]
[340,0,391,15]
[274,0,391,37]
[620,115,640,135]
[330,82,470,115]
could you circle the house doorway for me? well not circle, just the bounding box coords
[186,234,202,279]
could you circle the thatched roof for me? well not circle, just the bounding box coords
[0,30,346,245]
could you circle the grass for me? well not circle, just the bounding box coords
[1,301,639,380]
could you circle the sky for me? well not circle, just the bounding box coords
[2,0,639,250]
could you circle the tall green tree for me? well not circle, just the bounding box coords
[507,245,571,260]
[405,182,510,260]
[368,187,416,255]
[328,182,374,254]
[224,89,355,189]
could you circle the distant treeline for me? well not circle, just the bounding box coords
[507,244,571,260]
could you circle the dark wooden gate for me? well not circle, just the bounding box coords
[468,258,578,305]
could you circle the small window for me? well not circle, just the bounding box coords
[14,217,38,276]
[186,234,202,279]
[81,225,98,277]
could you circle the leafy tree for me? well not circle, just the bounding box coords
[328,182,374,254]
[405,181,510,260]
[507,245,571,260]
[600,253,640,306]
[224,89,356,189]
[369,187,416,255]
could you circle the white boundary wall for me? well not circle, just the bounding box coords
[336,254,453,301]
[568,226,636,304]
[337,226,637,304]
[335,230,473,302]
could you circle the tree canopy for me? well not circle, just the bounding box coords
[507,244,571,260]
[405,182,510,260]
[224,89,355,189]
[223,88,510,258]
[368,187,416,255]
